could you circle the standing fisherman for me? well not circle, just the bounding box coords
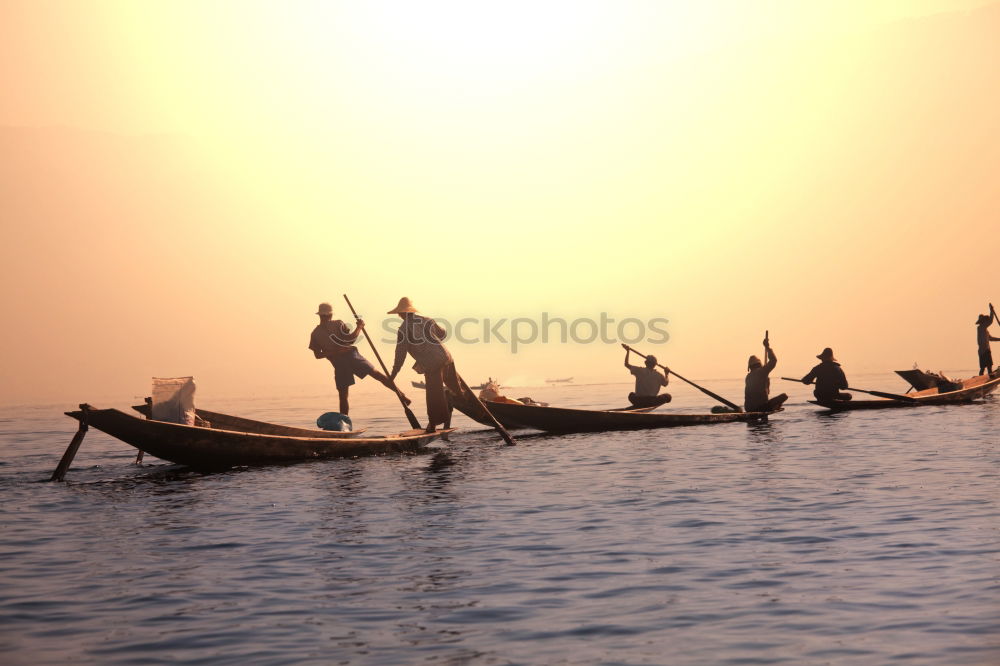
[745,336,788,413]
[387,297,464,433]
[976,306,1000,376]
[309,302,409,415]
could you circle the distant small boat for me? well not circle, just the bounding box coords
[545,377,574,384]
[413,380,493,390]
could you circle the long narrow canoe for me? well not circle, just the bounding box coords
[811,373,1000,411]
[449,395,771,433]
[66,406,448,469]
[131,403,367,438]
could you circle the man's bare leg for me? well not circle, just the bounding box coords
[369,369,412,406]
[439,364,467,440]
[338,387,349,415]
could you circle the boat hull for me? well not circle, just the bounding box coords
[449,395,770,433]
[131,404,367,438]
[67,407,446,469]
[812,374,1000,411]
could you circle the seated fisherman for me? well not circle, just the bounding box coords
[800,347,851,403]
[624,347,672,408]
[745,337,788,413]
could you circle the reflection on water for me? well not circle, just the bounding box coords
[0,377,997,664]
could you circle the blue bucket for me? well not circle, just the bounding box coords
[316,412,353,431]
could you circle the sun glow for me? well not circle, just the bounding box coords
[2,0,999,402]
[342,1,609,87]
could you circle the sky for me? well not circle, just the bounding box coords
[1,0,999,405]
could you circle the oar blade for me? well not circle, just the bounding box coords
[846,387,918,403]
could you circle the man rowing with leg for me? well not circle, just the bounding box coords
[309,302,410,416]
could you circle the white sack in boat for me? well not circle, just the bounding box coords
[151,377,197,425]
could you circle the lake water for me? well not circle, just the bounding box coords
[1,373,998,665]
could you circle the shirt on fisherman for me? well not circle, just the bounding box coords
[802,361,848,399]
[309,320,357,360]
[978,322,996,352]
[391,314,452,375]
[630,366,667,397]
[745,352,777,411]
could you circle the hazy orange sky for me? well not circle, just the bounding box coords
[2,0,999,405]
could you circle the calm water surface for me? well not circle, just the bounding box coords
[1,375,998,664]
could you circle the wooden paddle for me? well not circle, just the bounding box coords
[622,344,742,411]
[343,294,422,430]
[780,378,918,403]
[455,374,518,447]
[991,302,997,326]
[845,387,919,402]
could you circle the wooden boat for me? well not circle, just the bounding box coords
[131,403,367,438]
[66,406,449,469]
[449,394,772,433]
[811,373,1000,411]
[545,377,574,384]
[894,368,961,392]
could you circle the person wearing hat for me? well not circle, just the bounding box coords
[744,336,788,413]
[309,302,409,416]
[387,297,464,432]
[623,347,671,408]
[799,347,851,403]
[976,308,1000,376]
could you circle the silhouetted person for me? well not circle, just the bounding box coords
[976,311,1000,376]
[745,337,788,412]
[800,347,851,403]
[388,297,463,433]
[309,302,408,415]
[624,348,671,408]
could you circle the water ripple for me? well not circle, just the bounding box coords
[1,383,998,664]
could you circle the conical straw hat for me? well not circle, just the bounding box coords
[387,297,419,314]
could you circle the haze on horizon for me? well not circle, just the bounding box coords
[1,0,998,405]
